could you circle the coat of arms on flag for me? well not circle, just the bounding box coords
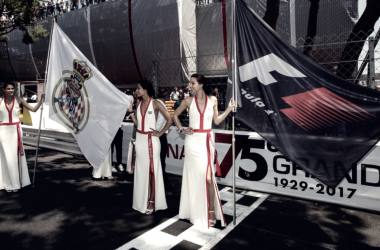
[51,59,92,134]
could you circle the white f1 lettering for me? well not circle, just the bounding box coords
[239,53,306,85]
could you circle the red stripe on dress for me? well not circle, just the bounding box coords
[147,133,156,210]
[193,129,222,177]
[214,181,226,226]
[137,117,155,211]
[205,150,210,229]
[206,133,226,227]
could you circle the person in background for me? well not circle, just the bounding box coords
[183,86,190,99]
[51,2,56,16]
[46,2,51,17]
[22,93,28,102]
[62,2,67,13]
[31,93,37,102]
[156,90,173,190]
[35,7,39,20]
[183,86,191,116]
[92,149,113,180]
[111,94,134,173]
[174,92,183,110]
[126,91,140,174]
[56,2,61,14]
[43,3,47,19]
[170,87,179,101]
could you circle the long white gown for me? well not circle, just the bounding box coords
[133,99,167,213]
[92,148,112,178]
[0,98,31,191]
[179,96,226,228]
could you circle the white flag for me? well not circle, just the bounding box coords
[45,23,131,168]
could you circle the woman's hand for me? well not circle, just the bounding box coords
[181,127,194,135]
[227,98,236,110]
[149,128,161,137]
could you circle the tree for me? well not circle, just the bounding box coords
[336,0,380,80]
[0,0,47,43]
[303,0,320,58]
[262,0,280,30]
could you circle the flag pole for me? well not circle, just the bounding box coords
[231,0,238,226]
[32,19,55,187]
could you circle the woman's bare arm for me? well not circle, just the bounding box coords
[173,97,193,135]
[17,94,45,112]
[211,96,234,125]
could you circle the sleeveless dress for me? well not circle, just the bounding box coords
[179,96,226,228]
[0,98,31,191]
[132,99,167,213]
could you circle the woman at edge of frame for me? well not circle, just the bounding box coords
[0,82,45,192]
[172,73,235,228]
[130,80,173,214]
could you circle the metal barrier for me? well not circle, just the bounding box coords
[22,126,82,155]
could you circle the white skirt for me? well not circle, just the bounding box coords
[92,148,112,178]
[0,124,30,190]
[133,132,167,213]
[179,132,226,228]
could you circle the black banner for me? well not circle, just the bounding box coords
[227,0,380,188]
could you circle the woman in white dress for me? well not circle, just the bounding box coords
[130,80,172,214]
[173,74,235,228]
[0,83,45,192]
[92,148,112,180]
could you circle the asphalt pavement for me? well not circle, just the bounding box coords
[0,146,379,250]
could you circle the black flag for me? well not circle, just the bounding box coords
[227,0,380,188]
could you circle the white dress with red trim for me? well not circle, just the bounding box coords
[92,148,112,178]
[0,98,31,191]
[132,99,167,213]
[179,96,226,228]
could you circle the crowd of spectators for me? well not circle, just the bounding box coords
[34,0,223,20]
[166,85,225,111]
[35,0,108,20]
[196,0,223,5]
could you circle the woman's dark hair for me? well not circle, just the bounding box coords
[190,73,211,95]
[2,82,15,89]
[139,80,155,97]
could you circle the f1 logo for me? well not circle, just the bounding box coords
[239,53,306,85]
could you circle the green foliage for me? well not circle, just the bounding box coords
[0,0,47,43]
[22,21,49,44]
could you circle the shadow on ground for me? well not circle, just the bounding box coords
[0,146,182,250]
[1,147,379,250]
[213,193,380,250]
